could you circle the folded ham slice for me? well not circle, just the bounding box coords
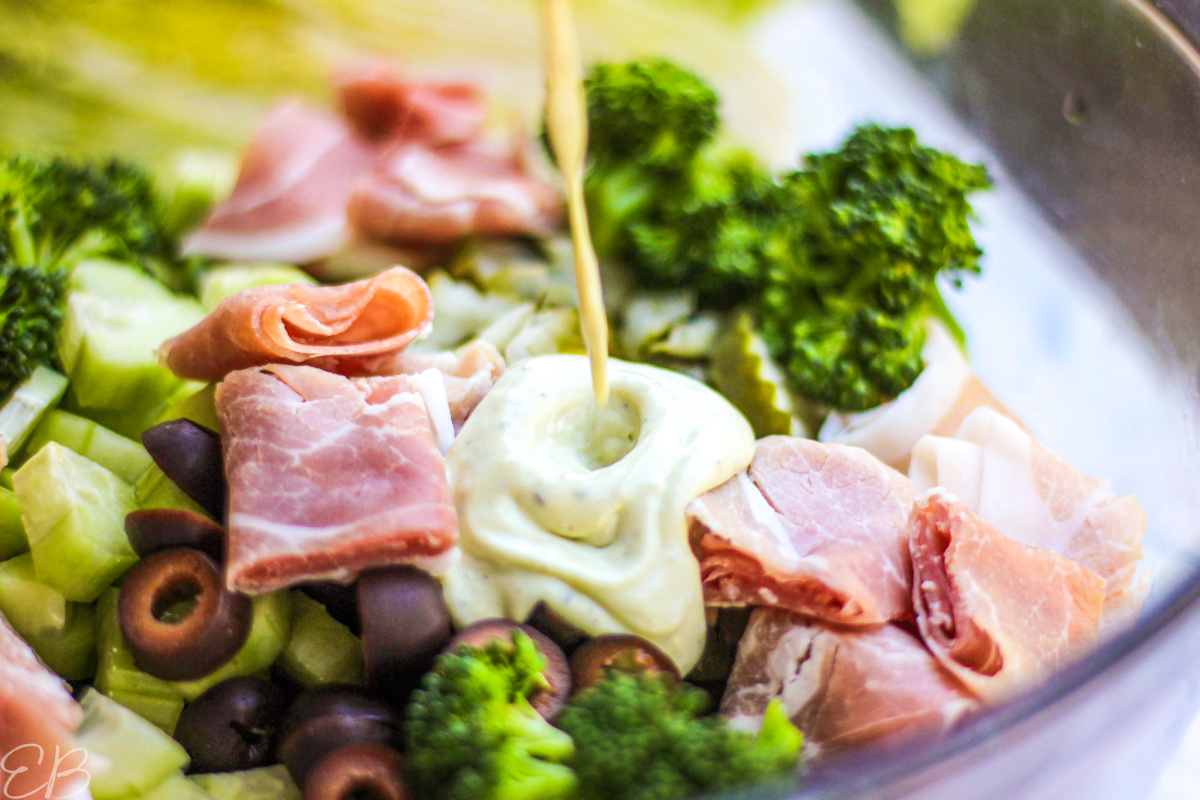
[819,321,1014,472]
[160,266,433,383]
[183,101,377,264]
[687,436,917,626]
[910,490,1105,702]
[347,140,562,246]
[337,60,486,145]
[0,614,86,799]
[380,339,505,431]
[909,407,1146,619]
[217,365,458,594]
[721,608,978,758]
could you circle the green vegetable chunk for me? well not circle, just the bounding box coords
[75,688,190,800]
[0,554,96,679]
[557,672,802,800]
[278,591,365,688]
[0,487,27,560]
[0,365,68,459]
[135,463,211,517]
[198,262,315,313]
[708,311,801,438]
[135,772,215,800]
[190,766,300,800]
[95,588,185,733]
[27,410,153,484]
[14,442,138,602]
[174,591,294,700]
[406,630,578,800]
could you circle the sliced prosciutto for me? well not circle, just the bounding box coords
[687,436,917,626]
[909,407,1146,619]
[721,608,978,758]
[910,490,1104,702]
[184,102,376,264]
[347,140,563,245]
[381,339,506,432]
[0,614,86,798]
[160,266,433,383]
[337,60,486,145]
[217,364,458,594]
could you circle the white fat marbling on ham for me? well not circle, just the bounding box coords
[909,407,1146,619]
[909,489,1105,702]
[686,437,917,626]
[721,608,978,759]
[337,60,485,145]
[0,613,87,798]
[184,102,376,263]
[217,364,457,594]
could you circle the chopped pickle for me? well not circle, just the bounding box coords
[504,308,586,364]
[278,591,365,688]
[0,554,96,680]
[618,291,696,358]
[75,688,190,800]
[14,443,138,602]
[0,366,68,459]
[154,383,221,433]
[709,311,803,438]
[199,263,316,313]
[135,463,212,518]
[27,410,153,485]
[174,592,294,700]
[648,313,722,359]
[190,766,301,800]
[451,237,577,306]
[411,272,523,353]
[0,487,26,560]
[95,588,185,733]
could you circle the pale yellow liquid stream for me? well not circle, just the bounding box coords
[538,0,610,407]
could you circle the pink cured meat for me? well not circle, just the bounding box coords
[687,436,917,626]
[0,614,85,798]
[380,339,506,431]
[347,140,563,245]
[217,364,458,594]
[184,101,377,264]
[337,60,486,145]
[160,266,433,383]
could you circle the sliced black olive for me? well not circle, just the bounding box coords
[357,567,451,704]
[569,634,680,692]
[448,619,570,720]
[303,743,406,800]
[277,686,404,788]
[524,601,589,655]
[142,419,226,518]
[125,508,225,561]
[118,547,252,681]
[297,581,360,635]
[175,676,289,773]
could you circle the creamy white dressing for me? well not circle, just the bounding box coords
[442,354,755,671]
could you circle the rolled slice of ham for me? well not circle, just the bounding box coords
[910,489,1105,702]
[336,60,486,145]
[0,614,86,798]
[687,436,917,626]
[160,266,433,383]
[347,140,563,246]
[381,339,505,432]
[909,407,1146,619]
[217,365,458,594]
[184,101,377,264]
[819,321,1014,472]
[721,608,978,758]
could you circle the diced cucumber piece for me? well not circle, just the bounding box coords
[137,772,215,800]
[95,589,185,733]
[278,592,365,688]
[69,260,181,303]
[155,384,221,434]
[27,411,153,485]
[175,592,293,700]
[14,443,138,602]
[199,263,315,313]
[135,464,211,518]
[0,487,26,560]
[160,149,238,240]
[190,766,300,800]
[0,554,96,680]
[0,468,13,490]
[75,688,190,800]
[0,366,68,459]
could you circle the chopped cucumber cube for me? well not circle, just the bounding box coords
[154,384,221,434]
[95,588,185,733]
[137,772,215,800]
[0,468,13,490]
[0,487,27,560]
[175,592,293,700]
[135,464,211,518]
[161,149,238,240]
[69,261,182,303]
[0,554,96,680]
[14,443,138,601]
[199,263,315,313]
[27,411,153,485]
[0,366,68,459]
[709,311,804,438]
[75,688,189,800]
[190,766,300,800]
[278,592,365,688]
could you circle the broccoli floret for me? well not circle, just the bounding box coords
[0,265,65,398]
[756,125,992,410]
[405,631,578,800]
[557,671,802,800]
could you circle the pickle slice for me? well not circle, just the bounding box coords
[709,311,803,438]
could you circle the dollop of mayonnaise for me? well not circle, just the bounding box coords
[442,354,755,672]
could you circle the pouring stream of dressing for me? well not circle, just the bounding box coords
[538,0,610,408]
